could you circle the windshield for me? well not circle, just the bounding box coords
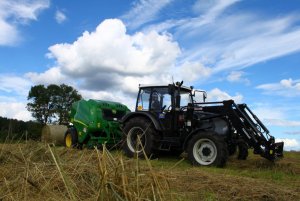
[137,87,172,111]
[178,91,191,107]
[136,86,194,111]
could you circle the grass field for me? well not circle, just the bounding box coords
[0,141,299,201]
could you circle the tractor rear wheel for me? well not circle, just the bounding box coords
[122,117,157,158]
[64,128,78,148]
[187,132,228,167]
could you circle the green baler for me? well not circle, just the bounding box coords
[64,99,130,148]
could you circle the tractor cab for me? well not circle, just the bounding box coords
[134,82,206,136]
[135,83,194,113]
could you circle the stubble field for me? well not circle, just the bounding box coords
[0,141,299,201]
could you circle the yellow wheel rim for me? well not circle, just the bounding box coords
[65,133,72,148]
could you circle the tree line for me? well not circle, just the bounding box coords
[0,84,81,141]
[0,116,42,141]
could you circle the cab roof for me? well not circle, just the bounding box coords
[139,84,192,92]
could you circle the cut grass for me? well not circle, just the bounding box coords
[0,142,299,201]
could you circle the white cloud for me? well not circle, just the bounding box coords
[180,14,300,72]
[177,61,212,82]
[206,88,243,103]
[285,131,300,135]
[55,10,67,24]
[0,74,32,121]
[191,0,240,26]
[24,19,182,116]
[0,19,18,45]
[0,74,32,96]
[145,1,300,76]
[0,0,49,45]
[193,13,300,73]
[265,119,300,127]
[122,0,173,29]
[0,0,49,22]
[252,107,283,121]
[276,138,299,151]
[47,19,180,76]
[193,0,240,13]
[26,67,67,85]
[214,27,300,71]
[226,71,249,84]
[252,105,300,128]
[39,19,180,92]
[144,0,240,34]
[0,101,32,121]
[257,78,300,97]
[80,90,136,111]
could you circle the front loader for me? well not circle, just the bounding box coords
[195,100,284,161]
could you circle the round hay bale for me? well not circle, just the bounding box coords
[41,125,67,145]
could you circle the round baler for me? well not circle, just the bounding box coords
[65,99,130,148]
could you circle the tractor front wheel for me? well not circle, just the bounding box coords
[187,132,228,167]
[237,140,249,160]
[64,128,78,148]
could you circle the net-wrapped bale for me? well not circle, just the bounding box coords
[41,125,67,145]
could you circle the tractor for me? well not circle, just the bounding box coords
[121,81,284,167]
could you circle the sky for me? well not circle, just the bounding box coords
[0,0,300,151]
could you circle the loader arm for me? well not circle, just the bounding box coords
[194,100,284,161]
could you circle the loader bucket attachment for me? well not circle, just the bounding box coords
[265,141,284,161]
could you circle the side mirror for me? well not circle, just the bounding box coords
[191,89,195,97]
[203,92,207,102]
[175,81,183,87]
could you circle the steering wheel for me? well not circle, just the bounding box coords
[161,105,166,111]
[180,106,187,111]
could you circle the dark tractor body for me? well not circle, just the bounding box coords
[122,82,284,167]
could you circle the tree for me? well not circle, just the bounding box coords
[27,85,52,125]
[56,84,82,124]
[27,84,82,125]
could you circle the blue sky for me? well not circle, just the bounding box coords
[0,0,300,150]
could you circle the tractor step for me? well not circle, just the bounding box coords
[159,143,171,151]
[158,138,181,151]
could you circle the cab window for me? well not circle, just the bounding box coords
[137,89,150,111]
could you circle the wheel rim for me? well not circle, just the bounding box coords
[127,127,146,153]
[193,138,217,165]
[65,133,72,148]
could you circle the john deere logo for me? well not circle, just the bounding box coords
[112,109,117,114]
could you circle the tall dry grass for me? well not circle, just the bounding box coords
[1,139,300,201]
[0,140,172,201]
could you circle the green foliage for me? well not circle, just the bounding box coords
[0,116,42,141]
[27,84,82,125]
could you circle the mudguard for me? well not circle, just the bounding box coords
[121,111,163,131]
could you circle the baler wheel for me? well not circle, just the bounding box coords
[64,128,78,148]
